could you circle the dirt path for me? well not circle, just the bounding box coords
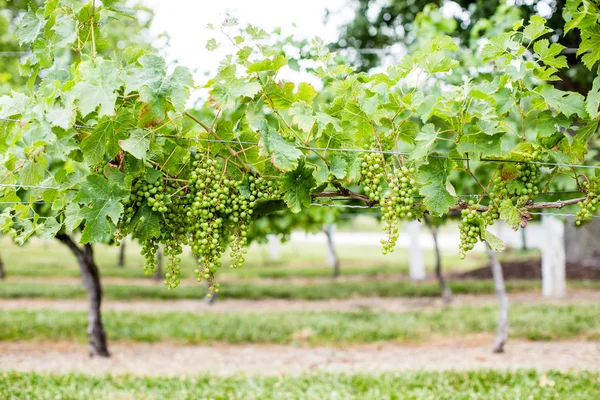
[2,290,599,313]
[1,339,598,376]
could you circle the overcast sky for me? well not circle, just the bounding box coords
[142,0,353,90]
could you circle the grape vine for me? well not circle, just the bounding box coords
[1,0,599,291]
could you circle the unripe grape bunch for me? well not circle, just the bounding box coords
[115,153,281,295]
[576,176,600,225]
[380,165,420,254]
[459,204,486,259]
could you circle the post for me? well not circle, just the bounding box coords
[267,234,280,261]
[541,214,566,298]
[407,220,425,280]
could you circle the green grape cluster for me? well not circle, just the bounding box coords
[360,152,386,203]
[576,177,600,225]
[141,239,159,275]
[115,155,282,295]
[379,166,419,254]
[187,157,232,294]
[514,160,541,207]
[459,205,486,259]
[484,153,541,227]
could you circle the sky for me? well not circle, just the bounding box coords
[142,0,353,90]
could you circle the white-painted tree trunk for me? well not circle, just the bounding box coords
[541,214,566,298]
[406,220,425,280]
[486,242,508,354]
[267,234,281,261]
[323,224,340,277]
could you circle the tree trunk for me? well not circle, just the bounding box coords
[323,224,340,278]
[520,228,527,251]
[406,220,425,280]
[153,247,163,281]
[424,216,451,303]
[56,234,109,357]
[486,242,508,354]
[117,239,126,267]
[0,249,5,280]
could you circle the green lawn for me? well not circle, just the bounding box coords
[2,304,599,345]
[0,236,538,280]
[2,370,598,399]
[1,279,581,300]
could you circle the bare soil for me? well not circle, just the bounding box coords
[458,259,600,280]
[1,339,598,376]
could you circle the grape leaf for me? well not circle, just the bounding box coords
[20,161,44,186]
[330,153,348,179]
[209,65,261,109]
[64,203,83,232]
[586,71,600,119]
[578,26,600,70]
[125,55,194,122]
[17,10,45,44]
[410,124,439,160]
[280,162,316,213]
[257,120,303,172]
[0,91,31,118]
[38,217,61,240]
[457,133,504,158]
[46,99,76,130]
[397,120,419,144]
[523,16,551,42]
[81,111,135,165]
[73,174,129,243]
[483,230,505,252]
[481,33,513,62]
[264,82,295,109]
[535,85,586,118]
[130,205,161,241]
[533,39,567,69]
[296,82,317,103]
[72,58,123,118]
[417,157,456,216]
[289,102,317,135]
[419,52,459,74]
[499,199,522,230]
[119,128,151,159]
[53,15,77,47]
[247,55,287,73]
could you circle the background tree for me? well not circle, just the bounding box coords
[331,0,591,90]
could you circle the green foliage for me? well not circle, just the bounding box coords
[1,0,600,290]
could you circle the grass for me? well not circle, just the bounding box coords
[2,304,599,344]
[2,370,600,399]
[0,279,582,301]
[0,236,538,280]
